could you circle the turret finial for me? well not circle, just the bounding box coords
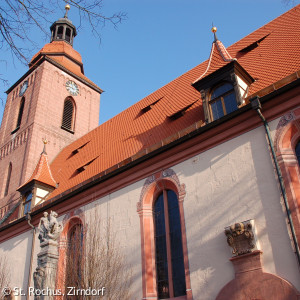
[64,4,71,18]
[42,138,48,154]
[211,24,218,42]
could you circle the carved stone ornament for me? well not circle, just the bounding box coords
[225,220,257,256]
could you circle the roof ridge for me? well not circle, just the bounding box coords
[215,40,234,62]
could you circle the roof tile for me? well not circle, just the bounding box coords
[49,5,300,199]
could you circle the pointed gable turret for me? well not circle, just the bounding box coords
[17,140,57,216]
[192,27,254,123]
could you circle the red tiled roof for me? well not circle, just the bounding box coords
[19,150,57,190]
[30,41,101,90]
[30,41,83,64]
[49,5,300,199]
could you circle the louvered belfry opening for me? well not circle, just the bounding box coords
[62,98,75,132]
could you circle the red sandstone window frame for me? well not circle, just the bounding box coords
[137,170,193,300]
[275,107,300,248]
[56,216,84,298]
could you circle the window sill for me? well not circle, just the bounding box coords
[11,126,20,135]
[161,296,187,300]
[61,126,74,134]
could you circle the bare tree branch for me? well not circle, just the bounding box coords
[64,211,132,299]
[0,255,11,299]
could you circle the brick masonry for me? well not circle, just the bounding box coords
[0,60,101,217]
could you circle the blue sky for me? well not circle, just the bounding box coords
[0,0,298,125]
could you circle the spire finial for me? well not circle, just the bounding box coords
[42,138,48,154]
[64,3,71,18]
[211,24,218,42]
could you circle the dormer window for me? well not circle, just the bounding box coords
[23,191,32,215]
[192,28,254,123]
[192,60,254,123]
[209,82,238,120]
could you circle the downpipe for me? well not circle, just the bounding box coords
[250,96,300,269]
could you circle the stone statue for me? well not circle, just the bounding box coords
[48,211,62,241]
[34,211,62,299]
[38,212,49,243]
[37,210,62,242]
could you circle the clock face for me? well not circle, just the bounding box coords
[66,80,79,96]
[19,80,28,97]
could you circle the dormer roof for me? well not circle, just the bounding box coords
[18,146,57,191]
[193,27,236,84]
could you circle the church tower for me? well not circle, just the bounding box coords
[0,5,102,219]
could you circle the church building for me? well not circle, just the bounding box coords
[0,4,300,300]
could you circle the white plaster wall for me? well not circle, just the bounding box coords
[0,230,34,300]
[1,116,300,300]
[173,121,300,299]
[78,180,144,300]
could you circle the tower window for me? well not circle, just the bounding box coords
[61,98,75,133]
[57,26,64,39]
[17,97,25,127]
[66,28,71,43]
[12,97,25,134]
[4,163,12,196]
[23,191,32,215]
[209,82,238,120]
[154,190,186,299]
[296,141,300,167]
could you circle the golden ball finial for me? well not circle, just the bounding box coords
[211,26,217,33]
[65,4,70,10]
[43,138,48,145]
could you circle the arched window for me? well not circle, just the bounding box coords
[66,28,71,43]
[4,163,12,196]
[23,191,32,215]
[16,97,25,128]
[154,190,186,299]
[296,141,300,167]
[210,82,238,120]
[57,26,64,39]
[61,98,75,132]
[66,224,83,289]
